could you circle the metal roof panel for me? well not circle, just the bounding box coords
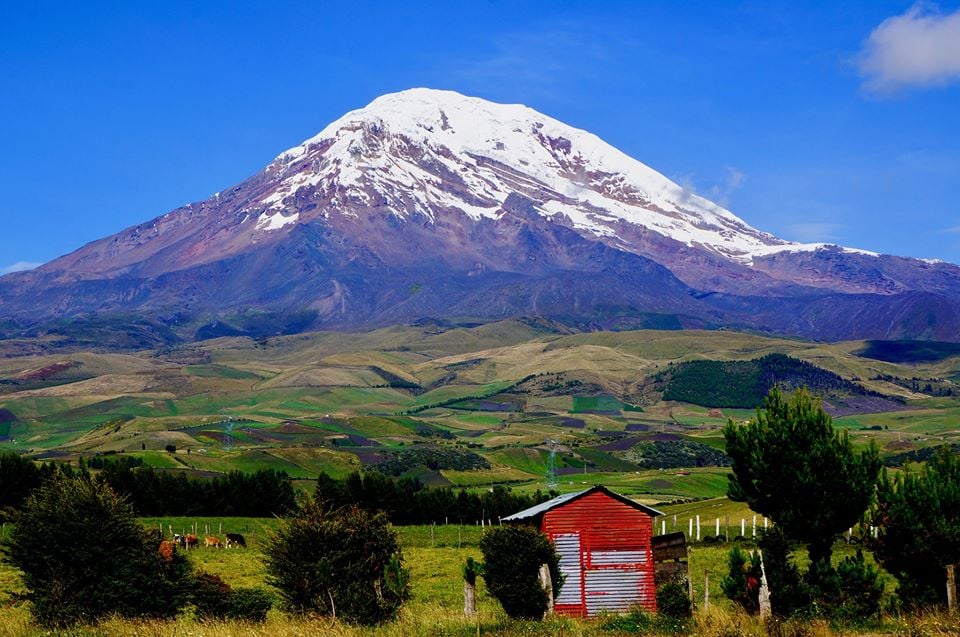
[502,485,663,521]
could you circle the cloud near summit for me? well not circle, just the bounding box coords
[857,3,960,94]
[0,261,41,275]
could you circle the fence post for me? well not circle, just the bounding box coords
[539,564,554,617]
[704,571,710,610]
[464,578,477,617]
[757,549,772,619]
[948,564,957,614]
[696,515,701,541]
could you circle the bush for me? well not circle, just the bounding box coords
[263,497,409,625]
[192,572,232,619]
[600,606,654,632]
[833,550,885,619]
[1,473,193,627]
[192,572,273,622]
[656,580,692,618]
[758,528,811,618]
[479,525,562,619]
[721,545,763,614]
[225,588,274,622]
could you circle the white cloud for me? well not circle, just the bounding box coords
[708,166,747,208]
[673,166,746,208]
[945,225,960,234]
[858,3,960,93]
[786,223,844,243]
[0,261,42,275]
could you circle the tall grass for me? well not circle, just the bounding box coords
[4,603,960,636]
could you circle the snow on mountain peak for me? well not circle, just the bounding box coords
[255,88,814,262]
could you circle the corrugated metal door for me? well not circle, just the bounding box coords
[583,543,654,615]
[553,532,583,608]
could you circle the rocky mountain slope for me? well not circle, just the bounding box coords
[2,88,959,342]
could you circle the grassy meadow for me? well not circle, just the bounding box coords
[3,519,959,636]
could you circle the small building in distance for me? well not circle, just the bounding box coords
[503,485,663,617]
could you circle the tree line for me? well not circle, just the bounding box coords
[316,470,551,525]
[2,452,545,523]
[0,454,296,518]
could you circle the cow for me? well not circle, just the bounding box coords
[225,532,247,548]
[174,533,199,550]
[204,535,222,549]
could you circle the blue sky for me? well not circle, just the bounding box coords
[2,1,959,272]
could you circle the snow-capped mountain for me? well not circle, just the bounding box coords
[262,88,788,260]
[2,88,959,342]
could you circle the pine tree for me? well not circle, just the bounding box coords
[872,446,960,607]
[723,387,880,587]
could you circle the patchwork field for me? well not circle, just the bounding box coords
[2,321,960,506]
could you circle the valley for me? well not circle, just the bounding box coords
[3,320,958,507]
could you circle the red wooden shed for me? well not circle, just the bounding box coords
[503,485,663,617]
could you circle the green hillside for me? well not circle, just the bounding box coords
[649,353,899,409]
[1,321,958,502]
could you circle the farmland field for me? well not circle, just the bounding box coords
[2,321,960,513]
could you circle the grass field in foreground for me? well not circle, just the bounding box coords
[0,519,949,636]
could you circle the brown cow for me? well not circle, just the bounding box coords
[174,533,199,550]
[204,535,222,549]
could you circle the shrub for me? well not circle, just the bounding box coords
[656,580,692,618]
[479,525,562,619]
[721,545,763,614]
[600,606,654,632]
[192,572,232,619]
[263,497,409,625]
[833,549,885,619]
[758,528,811,618]
[1,473,193,627]
[192,572,273,622]
[225,587,274,622]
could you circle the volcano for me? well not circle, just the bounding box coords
[3,88,959,342]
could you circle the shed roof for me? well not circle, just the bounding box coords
[502,485,663,522]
